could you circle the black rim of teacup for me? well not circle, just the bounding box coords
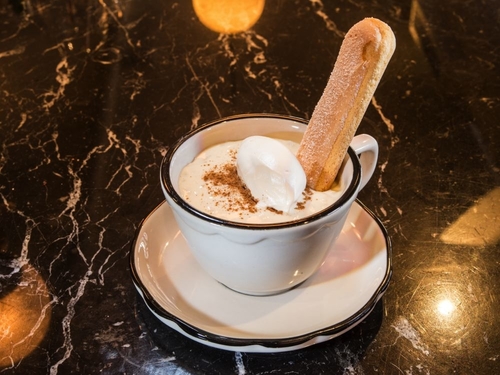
[160,113,362,229]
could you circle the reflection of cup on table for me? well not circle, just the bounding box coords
[160,114,378,296]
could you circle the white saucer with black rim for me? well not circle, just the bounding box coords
[130,200,392,353]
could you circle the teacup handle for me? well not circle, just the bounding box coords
[350,134,378,191]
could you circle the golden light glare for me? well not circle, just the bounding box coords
[440,187,500,246]
[436,298,455,317]
[0,266,51,367]
[193,0,265,34]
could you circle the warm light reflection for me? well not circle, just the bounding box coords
[437,298,455,317]
[424,285,464,333]
[440,187,500,246]
[412,271,481,348]
[193,0,265,34]
[0,265,51,367]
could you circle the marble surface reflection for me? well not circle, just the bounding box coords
[0,0,499,374]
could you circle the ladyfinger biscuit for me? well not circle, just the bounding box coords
[297,18,396,191]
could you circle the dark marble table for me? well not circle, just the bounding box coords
[1,0,499,374]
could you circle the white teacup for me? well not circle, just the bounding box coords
[160,114,378,296]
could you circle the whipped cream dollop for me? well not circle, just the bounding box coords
[236,136,307,213]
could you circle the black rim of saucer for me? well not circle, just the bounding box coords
[160,113,362,229]
[129,199,393,351]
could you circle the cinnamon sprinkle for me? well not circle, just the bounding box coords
[201,148,313,216]
[202,151,259,214]
[266,207,283,215]
[295,187,313,210]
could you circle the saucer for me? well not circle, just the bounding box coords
[130,200,392,353]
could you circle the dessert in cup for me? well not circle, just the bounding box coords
[160,18,395,296]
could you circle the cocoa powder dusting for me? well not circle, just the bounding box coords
[201,149,312,217]
[266,207,283,215]
[202,151,259,214]
[296,187,313,210]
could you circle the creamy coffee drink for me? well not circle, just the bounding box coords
[178,138,344,224]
